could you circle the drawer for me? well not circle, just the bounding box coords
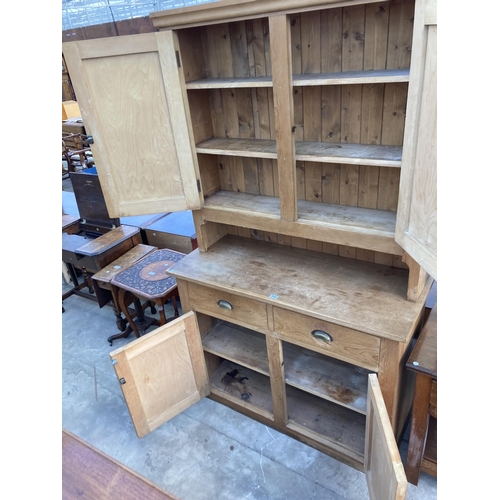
[187,282,269,332]
[273,307,380,371]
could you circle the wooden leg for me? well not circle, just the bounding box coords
[117,289,141,339]
[172,296,179,317]
[405,373,433,485]
[82,268,94,294]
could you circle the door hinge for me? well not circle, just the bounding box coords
[111,359,117,365]
[175,50,181,68]
[119,378,126,385]
[197,179,201,193]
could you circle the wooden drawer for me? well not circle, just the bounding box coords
[273,307,380,371]
[187,282,269,332]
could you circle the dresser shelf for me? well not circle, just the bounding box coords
[196,138,402,167]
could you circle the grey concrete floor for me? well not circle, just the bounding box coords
[62,178,438,500]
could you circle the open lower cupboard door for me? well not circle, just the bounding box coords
[365,374,407,500]
[109,312,209,438]
[62,31,203,219]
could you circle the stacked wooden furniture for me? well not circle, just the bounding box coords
[143,210,198,254]
[63,0,436,496]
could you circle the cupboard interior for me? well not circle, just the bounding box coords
[200,318,372,463]
[178,0,415,266]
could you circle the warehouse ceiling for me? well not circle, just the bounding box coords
[62,0,216,30]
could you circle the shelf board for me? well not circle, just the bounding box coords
[283,342,369,415]
[186,75,272,89]
[196,138,402,167]
[185,69,409,89]
[293,68,410,86]
[202,322,269,376]
[286,385,366,460]
[202,190,400,255]
[209,360,273,419]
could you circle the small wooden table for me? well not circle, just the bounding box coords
[405,303,437,485]
[108,248,185,345]
[91,244,157,334]
[62,429,180,500]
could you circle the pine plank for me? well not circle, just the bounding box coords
[209,360,274,417]
[169,235,429,341]
[202,322,269,375]
[283,341,369,414]
[270,14,297,221]
[196,138,402,166]
[286,385,366,459]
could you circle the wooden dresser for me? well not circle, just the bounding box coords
[63,0,437,496]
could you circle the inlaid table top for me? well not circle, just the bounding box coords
[111,248,185,299]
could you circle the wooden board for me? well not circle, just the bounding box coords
[168,236,430,342]
[62,430,180,500]
[196,138,402,167]
[286,384,366,460]
[201,190,401,255]
[283,341,369,414]
[109,312,209,438]
[365,374,407,500]
[202,322,270,375]
[63,32,202,218]
[396,0,437,279]
[209,359,274,418]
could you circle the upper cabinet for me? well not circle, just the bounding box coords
[396,0,437,280]
[62,32,203,218]
[63,0,436,283]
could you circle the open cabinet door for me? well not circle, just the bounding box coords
[396,0,437,280]
[365,374,407,500]
[109,311,209,438]
[63,31,202,218]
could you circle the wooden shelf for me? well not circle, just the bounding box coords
[185,69,409,89]
[283,342,369,415]
[286,385,366,460]
[186,75,272,89]
[202,322,269,376]
[196,138,402,167]
[202,191,400,255]
[209,360,274,419]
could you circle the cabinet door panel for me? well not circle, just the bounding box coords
[365,374,407,500]
[109,311,209,438]
[63,32,202,218]
[396,0,437,280]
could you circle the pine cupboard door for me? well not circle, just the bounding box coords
[109,312,209,438]
[62,31,202,219]
[396,0,437,280]
[365,374,407,500]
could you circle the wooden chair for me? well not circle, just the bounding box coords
[62,133,94,176]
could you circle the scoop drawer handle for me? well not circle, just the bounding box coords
[311,330,332,342]
[217,300,233,310]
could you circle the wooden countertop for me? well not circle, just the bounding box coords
[62,430,180,500]
[168,235,432,342]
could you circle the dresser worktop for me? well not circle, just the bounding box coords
[168,236,432,342]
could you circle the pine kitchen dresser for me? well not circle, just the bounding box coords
[63,0,437,497]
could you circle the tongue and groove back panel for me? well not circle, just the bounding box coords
[178,0,414,268]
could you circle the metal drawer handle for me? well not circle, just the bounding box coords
[311,330,332,342]
[217,300,233,310]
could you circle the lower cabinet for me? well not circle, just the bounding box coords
[110,312,409,499]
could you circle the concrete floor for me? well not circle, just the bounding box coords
[62,178,438,500]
